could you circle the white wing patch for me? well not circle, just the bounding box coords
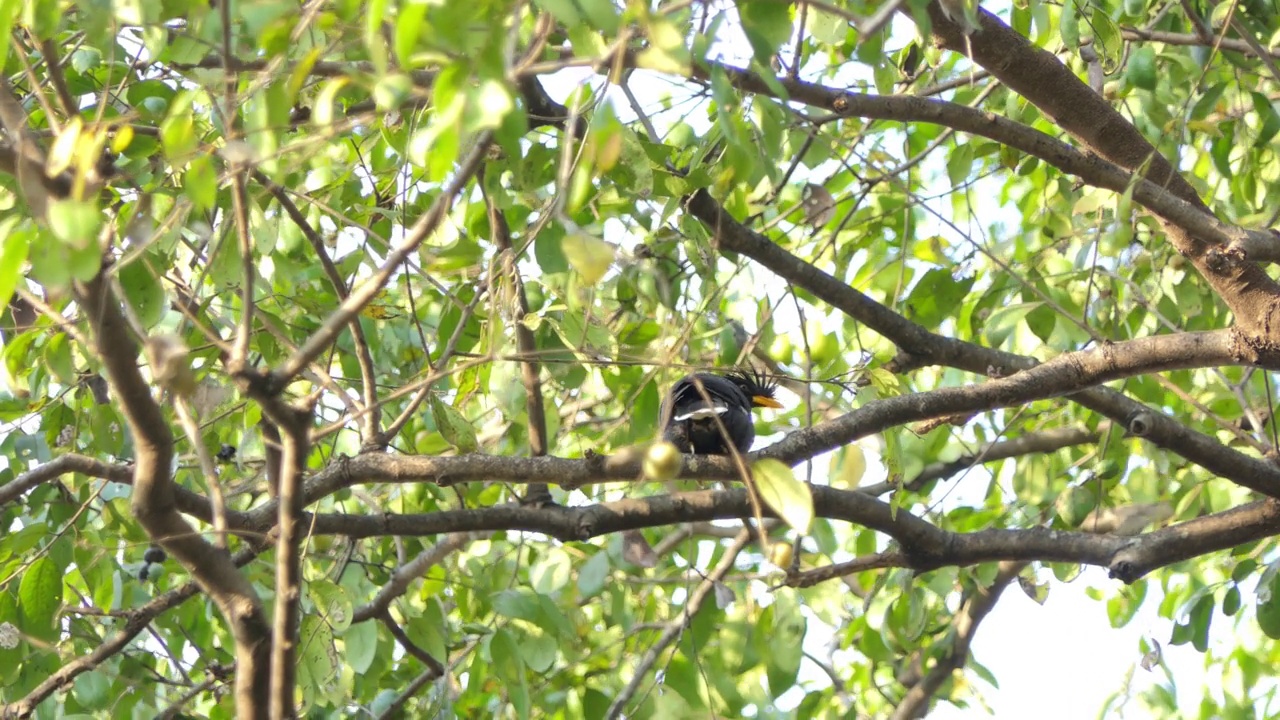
[674,404,729,422]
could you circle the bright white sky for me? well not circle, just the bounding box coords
[539,2,1245,716]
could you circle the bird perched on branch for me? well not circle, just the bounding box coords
[660,370,783,455]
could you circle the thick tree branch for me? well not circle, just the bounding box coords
[687,189,1280,497]
[204,488,1280,584]
[921,3,1280,336]
[76,274,271,718]
[620,54,1276,263]
[253,399,311,720]
[0,454,131,508]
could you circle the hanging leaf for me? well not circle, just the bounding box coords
[430,395,479,453]
[561,232,615,285]
[753,459,814,534]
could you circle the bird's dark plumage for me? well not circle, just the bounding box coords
[660,370,783,455]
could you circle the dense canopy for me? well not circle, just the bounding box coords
[3,0,1280,718]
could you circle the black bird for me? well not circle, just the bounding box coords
[660,370,784,455]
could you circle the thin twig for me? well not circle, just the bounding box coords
[605,529,753,719]
[279,130,495,383]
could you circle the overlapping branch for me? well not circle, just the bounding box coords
[75,275,272,717]
[177,488,1280,584]
[686,189,1280,497]
[920,4,1280,331]
[0,546,265,719]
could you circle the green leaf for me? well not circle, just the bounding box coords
[183,154,218,211]
[531,548,572,596]
[636,16,690,74]
[1223,585,1242,617]
[313,77,350,128]
[1189,593,1213,652]
[1257,573,1280,639]
[736,0,792,65]
[828,444,866,489]
[517,627,557,674]
[310,579,352,634]
[983,301,1043,347]
[118,255,167,330]
[343,617,378,673]
[298,614,338,696]
[394,0,427,68]
[1090,8,1122,73]
[47,198,103,250]
[1251,92,1280,146]
[42,333,75,384]
[761,595,806,696]
[535,0,583,27]
[752,458,813,534]
[467,78,514,130]
[0,217,28,313]
[492,589,540,622]
[18,556,62,642]
[430,395,479,453]
[159,91,198,160]
[907,268,974,329]
[1126,46,1157,91]
[562,232,615,285]
[373,73,414,112]
[0,0,19,68]
[577,550,610,598]
[490,628,530,718]
[806,8,847,44]
[71,670,109,708]
[407,597,448,663]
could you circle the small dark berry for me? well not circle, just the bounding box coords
[144,546,166,565]
[216,444,237,463]
[138,565,150,581]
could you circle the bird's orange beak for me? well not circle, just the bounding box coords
[752,396,784,409]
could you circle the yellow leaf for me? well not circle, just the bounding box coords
[829,443,866,489]
[315,77,350,128]
[562,232,615,285]
[47,117,82,178]
[110,124,134,154]
[753,459,813,534]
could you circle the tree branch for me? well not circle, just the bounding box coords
[0,546,264,719]
[920,3,1280,337]
[482,175,553,505]
[276,130,494,384]
[605,528,753,718]
[201,488,1280,584]
[891,561,1024,719]
[619,54,1276,266]
[860,425,1103,496]
[352,532,481,623]
[75,274,271,718]
[261,401,311,720]
[686,189,1280,497]
[0,454,131,508]
[255,171,381,445]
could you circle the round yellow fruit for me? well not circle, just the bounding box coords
[768,542,794,569]
[643,441,682,482]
